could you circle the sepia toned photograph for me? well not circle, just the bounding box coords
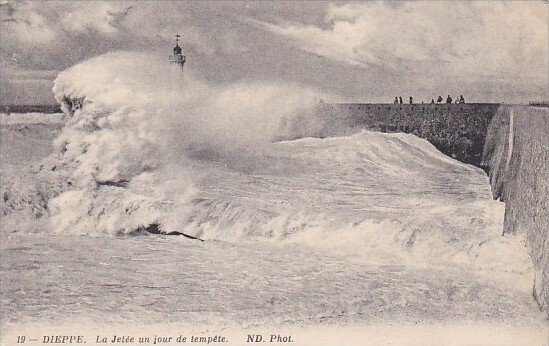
[1,1,547,345]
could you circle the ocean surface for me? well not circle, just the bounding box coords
[1,51,547,344]
[1,113,544,329]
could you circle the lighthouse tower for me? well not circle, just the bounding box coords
[169,34,186,68]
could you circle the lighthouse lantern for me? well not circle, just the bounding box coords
[170,34,186,67]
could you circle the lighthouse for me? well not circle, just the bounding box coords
[169,34,186,68]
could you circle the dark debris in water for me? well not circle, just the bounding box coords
[133,223,204,242]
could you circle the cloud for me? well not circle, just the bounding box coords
[0,1,547,104]
[1,1,132,43]
[56,2,133,36]
[256,2,548,84]
[1,1,136,72]
[0,1,256,68]
[1,1,57,45]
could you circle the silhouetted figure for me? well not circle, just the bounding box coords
[431,99,435,104]
[455,98,459,104]
[394,97,399,104]
[437,96,443,103]
[459,95,465,103]
[399,97,403,104]
[446,95,453,104]
[409,97,413,104]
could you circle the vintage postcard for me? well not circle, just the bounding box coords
[1,1,547,345]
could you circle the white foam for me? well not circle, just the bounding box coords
[49,51,324,235]
[1,50,526,286]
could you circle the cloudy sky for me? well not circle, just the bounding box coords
[1,1,547,105]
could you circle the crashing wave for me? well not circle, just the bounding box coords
[0,50,532,278]
[49,51,324,236]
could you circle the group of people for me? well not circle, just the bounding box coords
[393,95,466,104]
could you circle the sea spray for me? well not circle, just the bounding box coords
[49,51,324,235]
[0,51,531,281]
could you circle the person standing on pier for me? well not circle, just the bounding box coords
[446,95,453,103]
[409,97,413,104]
[437,96,443,103]
[399,96,403,104]
[459,95,465,103]
[394,97,399,104]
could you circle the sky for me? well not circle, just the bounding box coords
[1,0,548,105]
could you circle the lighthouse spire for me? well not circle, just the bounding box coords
[169,34,186,68]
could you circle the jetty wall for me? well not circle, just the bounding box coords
[482,105,548,316]
[316,103,500,166]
